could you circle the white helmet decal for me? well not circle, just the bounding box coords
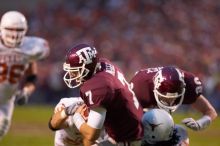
[142,109,174,144]
[76,47,97,64]
[154,70,166,89]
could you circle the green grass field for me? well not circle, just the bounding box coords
[0,105,219,146]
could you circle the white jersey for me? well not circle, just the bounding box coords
[0,36,49,104]
[54,97,84,146]
[54,97,112,146]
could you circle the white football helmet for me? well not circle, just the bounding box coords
[0,11,28,48]
[142,108,174,144]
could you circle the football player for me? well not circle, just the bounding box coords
[49,97,86,146]
[0,11,50,140]
[49,97,114,146]
[142,108,189,146]
[130,66,217,131]
[49,44,143,146]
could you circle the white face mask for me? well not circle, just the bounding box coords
[63,63,89,88]
[154,88,185,113]
[1,28,26,47]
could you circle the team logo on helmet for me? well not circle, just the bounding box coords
[154,71,166,90]
[76,47,97,64]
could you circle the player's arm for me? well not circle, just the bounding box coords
[192,95,217,120]
[23,62,37,94]
[73,105,106,146]
[48,108,68,131]
[182,95,217,131]
[15,62,37,105]
[49,98,84,131]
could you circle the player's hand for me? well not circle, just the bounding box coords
[182,118,200,131]
[182,115,211,131]
[14,90,29,105]
[75,104,89,121]
[65,101,84,116]
[54,103,65,114]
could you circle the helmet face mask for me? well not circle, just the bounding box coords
[154,88,185,113]
[153,67,186,113]
[63,44,98,88]
[0,11,27,48]
[63,63,89,88]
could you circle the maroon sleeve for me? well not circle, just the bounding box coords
[183,71,203,104]
[130,69,157,108]
[130,71,148,107]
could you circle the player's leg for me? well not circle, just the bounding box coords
[0,99,15,141]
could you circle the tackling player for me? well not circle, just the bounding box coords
[49,97,114,146]
[49,97,86,146]
[0,11,50,140]
[49,44,143,146]
[130,66,217,132]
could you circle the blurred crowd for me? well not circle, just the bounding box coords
[3,0,220,111]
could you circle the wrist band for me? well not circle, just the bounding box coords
[72,113,85,130]
[197,115,211,130]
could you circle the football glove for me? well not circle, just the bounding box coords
[182,116,211,131]
[65,101,84,116]
[14,90,30,105]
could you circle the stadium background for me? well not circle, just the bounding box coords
[0,0,220,145]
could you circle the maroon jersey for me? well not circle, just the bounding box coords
[130,67,203,108]
[80,58,143,142]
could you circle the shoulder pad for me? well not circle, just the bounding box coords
[20,36,50,61]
